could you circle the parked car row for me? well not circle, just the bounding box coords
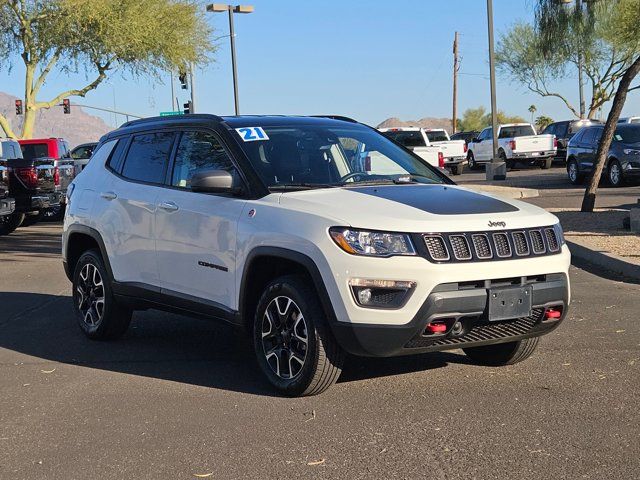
[0,137,97,235]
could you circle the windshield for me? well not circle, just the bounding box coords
[235,124,446,189]
[425,130,449,142]
[615,126,640,144]
[498,125,536,138]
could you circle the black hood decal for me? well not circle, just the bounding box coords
[348,185,519,215]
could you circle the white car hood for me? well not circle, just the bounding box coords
[277,184,559,232]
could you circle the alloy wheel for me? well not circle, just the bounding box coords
[261,296,308,380]
[76,263,105,327]
[609,162,621,185]
[569,162,578,182]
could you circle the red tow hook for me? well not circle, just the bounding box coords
[425,322,447,334]
[544,307,562,321]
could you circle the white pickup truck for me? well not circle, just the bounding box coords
[466,123,557,170]
[379,127,467,175]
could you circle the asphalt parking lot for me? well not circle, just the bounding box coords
[1,196,639,479]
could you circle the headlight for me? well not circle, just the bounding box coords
[623,149,640,155]
[329,228,416,257]
[553,223,565,246]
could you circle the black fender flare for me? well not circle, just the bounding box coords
[238,246,338,327]
[63,224,114,282]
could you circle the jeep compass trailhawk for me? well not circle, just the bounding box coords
[63,115,570,396]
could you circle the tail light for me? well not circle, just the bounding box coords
[14,167,39,189]
[53,166,60,186]
[364,155,371,172]
[509,140,516,151]
[463,143,468,153]
[553,137,558,148]
[438,152,444,168]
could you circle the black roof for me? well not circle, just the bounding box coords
[118,114,359,132]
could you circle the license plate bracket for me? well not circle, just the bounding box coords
[488,285,532,321]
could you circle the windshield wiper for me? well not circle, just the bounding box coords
[268,183,339,191]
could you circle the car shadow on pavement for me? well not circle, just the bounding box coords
[0,292,466,396]
[0,227,61,257]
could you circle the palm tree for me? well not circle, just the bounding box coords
[528,105,537,123]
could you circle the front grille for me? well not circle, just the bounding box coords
[405,309,544,349]
[545,228,559,252]
[472,234,492,259]
[424,236,449,261]
[512,231,529,256]
[493,233,511,258]
[450,235,472,260]
[529,230,545,254]
[420,226,562,263]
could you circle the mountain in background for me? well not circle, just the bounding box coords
[0,91,111,148]
[376,117,453,131]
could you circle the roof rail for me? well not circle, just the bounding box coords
[312,115,359,123]
[119,113,225,129]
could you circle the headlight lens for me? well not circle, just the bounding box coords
[330,228,416,257]
[553,223,565,246]
[623,149,640,155]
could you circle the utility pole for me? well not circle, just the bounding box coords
[485,0,506,181]
[577,0,585,118]
[228,8,240,115]
[452,31,459,134]
[190,66,196,113]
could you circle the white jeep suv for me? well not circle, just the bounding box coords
[63,114,570,396]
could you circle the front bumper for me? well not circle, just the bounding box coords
[330,273,569,357]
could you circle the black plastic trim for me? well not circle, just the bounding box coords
[63,225,114,282]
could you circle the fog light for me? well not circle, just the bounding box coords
[349,279,416,309]
[357,288,373,305]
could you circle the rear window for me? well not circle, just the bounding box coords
[614,126,640,144]
[20,143,50,160]
[383,131,426,148]
[424,131,449,142]
[121,132,175,184]
[498,125,536,138]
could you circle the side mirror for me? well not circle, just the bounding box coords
[190,169,241,194]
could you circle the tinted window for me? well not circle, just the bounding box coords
[555,122,569,138]
[498,125,535,138]
[383,131,426,148]
[72,146,93,159]
[424,131,449,142]
[171,131,237,188]
[121,132,174,183]
[20,143,49,160]
[614,126,640,144]
[542,123,556,135]
[581,128,600,145]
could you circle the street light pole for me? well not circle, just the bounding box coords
[207,4,255,116]
[485,0,506,181]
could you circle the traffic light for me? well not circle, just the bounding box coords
[62,98,70,114]
[183,101,193,114]
[15,99,23,115]
[178,72,188,89]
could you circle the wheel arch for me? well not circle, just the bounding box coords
[239,247,337,330]
[64,225,113,282]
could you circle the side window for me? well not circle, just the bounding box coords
[542,123,555,135]
[121,132,175,184]
[171,131,237,189]
[555,122,568,138]
[478,129,488,141]
[593,128,603,144]
[581,128,596,145]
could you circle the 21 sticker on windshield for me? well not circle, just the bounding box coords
[235,127,269,142]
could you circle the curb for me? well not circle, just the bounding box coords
[567,239,640,281]
[463,185,540,199]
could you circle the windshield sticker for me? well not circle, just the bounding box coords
[235,127,269,142]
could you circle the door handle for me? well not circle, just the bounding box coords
[100,191,117,200]
[158,201,179,212]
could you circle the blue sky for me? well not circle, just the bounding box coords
[1,0,639,128]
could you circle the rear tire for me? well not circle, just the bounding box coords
[451,164,464,175]
[0,213,25,235]
[73,249,132,340]
[463,337,540,366]
[253,275,344,396]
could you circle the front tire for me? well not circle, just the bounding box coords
[0,213,25,235]
[608,159,624,187]
[253,275,344,396]
[73,249,132,340]
[463,337,539,366]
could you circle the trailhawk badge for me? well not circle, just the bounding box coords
[488,221,507,228]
